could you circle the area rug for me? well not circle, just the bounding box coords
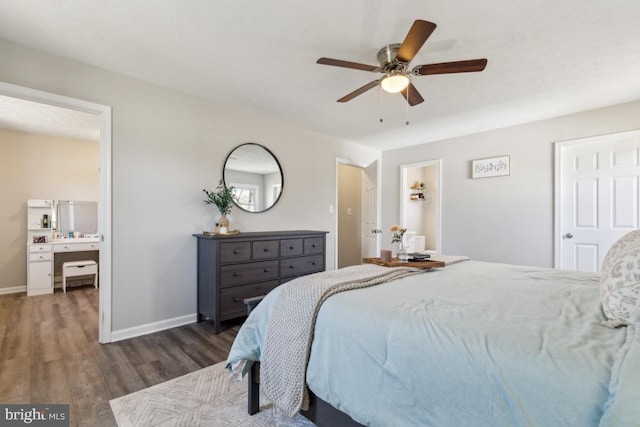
[110,362,315,426]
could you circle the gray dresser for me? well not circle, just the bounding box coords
[194,230,328,333]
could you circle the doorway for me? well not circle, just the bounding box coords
[0,81,112,343]
[400,160,442,253]
[555,129,640,272]
[336,160,380,268]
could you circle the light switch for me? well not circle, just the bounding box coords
[329,205,334,214]
[347,208,352,216]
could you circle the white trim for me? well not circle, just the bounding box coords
[553,128,640,268]
[0,286,27,295]
[0,81,113,343]
[399,159,443,253]
[553,142,562,269]
[110,313,198,342]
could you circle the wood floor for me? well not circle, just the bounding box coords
[0,286,240,426]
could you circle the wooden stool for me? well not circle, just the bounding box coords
[62,260,98,293]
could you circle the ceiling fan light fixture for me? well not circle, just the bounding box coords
[380,73,410,93]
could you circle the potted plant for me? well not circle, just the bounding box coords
[203,180,235,231]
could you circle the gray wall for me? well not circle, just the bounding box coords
[382,100,640,268]
[0,39,380,334]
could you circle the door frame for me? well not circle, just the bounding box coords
[335,158,381,268]
[399,159,442,253]
[553,128,640,269]
[0,81,113,343]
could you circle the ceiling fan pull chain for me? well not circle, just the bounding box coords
[379,84,384,123]
[405,86,410,125]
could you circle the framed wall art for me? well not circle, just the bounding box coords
[471,155,511,178]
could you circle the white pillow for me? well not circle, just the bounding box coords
[600,230,640,328]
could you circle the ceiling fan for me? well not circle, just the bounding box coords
[317,20,487,106]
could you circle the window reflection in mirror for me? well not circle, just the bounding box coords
[223,143,283,213]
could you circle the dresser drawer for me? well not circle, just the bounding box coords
[220,280,280,318]
[29,244,51,253]
[252,240,279,260]
[220,260,279,287]
[54,242,100,252]
[30,252,52,262]
[280,239,303,257]
[220,242,251,263]
[280,254,324,278]
[304,237,324,254]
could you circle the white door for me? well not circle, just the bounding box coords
[558,130,640,272]
[361,161,379,258]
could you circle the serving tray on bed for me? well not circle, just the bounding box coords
[362,257,445,269]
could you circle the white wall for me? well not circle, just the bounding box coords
[0,39,380,333]
[382,100,640,267]
[0,128,99,290]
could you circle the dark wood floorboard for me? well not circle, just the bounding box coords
[0,286,240,426]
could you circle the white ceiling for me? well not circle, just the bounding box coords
[0,95,100,141]
[0,0,639,150]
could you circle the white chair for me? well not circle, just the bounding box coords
[62,260,98,293]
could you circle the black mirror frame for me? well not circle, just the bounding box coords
[223,143,284,213]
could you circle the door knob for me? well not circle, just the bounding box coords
[564,233,573,239]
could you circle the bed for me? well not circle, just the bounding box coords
[226,235,640,427]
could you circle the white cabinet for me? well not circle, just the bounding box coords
[26,199,100,296]
[27,200,54,296]
[27,199,54,243]
[27,244,53,296]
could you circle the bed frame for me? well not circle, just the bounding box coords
[243,296,364,426]
[247,361,364,427]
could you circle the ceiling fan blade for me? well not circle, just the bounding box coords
[317,57,379,72]
[337,80,380,102]
[400,83,424,106]
[412,58,488,75]
[396,20,437,63]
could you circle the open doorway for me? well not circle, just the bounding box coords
[336,160,380,268]
[400,160,442,253]
[0,81,112,343]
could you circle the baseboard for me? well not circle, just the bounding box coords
[110,313,198,342]
[0,285,27,295]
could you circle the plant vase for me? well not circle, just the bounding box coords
[218,215,230,230]
[397,243,409,263]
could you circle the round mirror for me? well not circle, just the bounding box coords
[223,143,284,213]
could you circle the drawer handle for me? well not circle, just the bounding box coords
[263,268,270,272]
[233,272,240,277]
[64,246,69,249]
[233,250,239,255]
[39,256,43,259]
[312,244,317,248]
[263,248,269,252]
[233,297,240,302]
[312,262,316,265]
[289,265,294,269]
[289,246,294,250]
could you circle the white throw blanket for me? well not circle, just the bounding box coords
[260,264,423,417]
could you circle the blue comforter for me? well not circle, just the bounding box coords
[226,261,639,426]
